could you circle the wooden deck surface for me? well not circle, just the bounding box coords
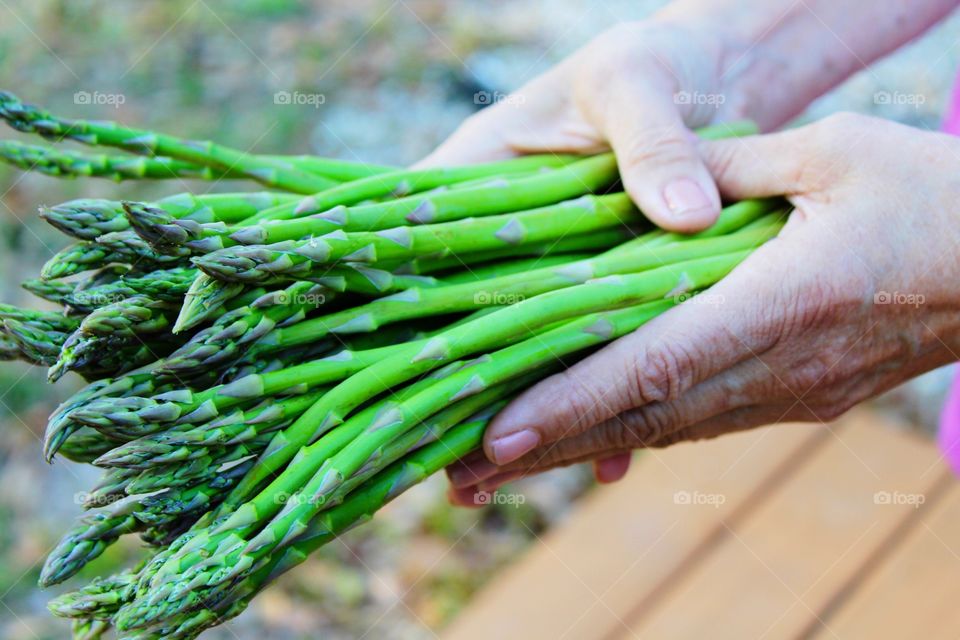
[443,409,958,640]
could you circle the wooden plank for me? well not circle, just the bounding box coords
[814,475,960,639]
[618,412,948,640]
[442,421,827,640]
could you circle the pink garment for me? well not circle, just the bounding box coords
[939,74,960,475]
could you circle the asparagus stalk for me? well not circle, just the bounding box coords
[121,372,518,626]
[0,303,78,331]
[21,278,77,305]
[42,233,187,280]
[118,244,768,623]
[49,296,183,382]
[0,139,246,182]
[0,333,21,361]
[0,312,78,366]
[41,500,145,587]
[24,266,131,308]
[124,434,275,495]
[0,91,343,193]
[93,391,326,467]
[41,192,299,240]
[192,192,638,283]
[125,155,619,255]
[71,617,111,640]
[123,120,753,258]
[171,229,631,333]
[133,461,254,525]
[156,280,336,376]
[57,427,121,464]
[215,249,761,523]
[53,267,195,311]
[44,371,214,462]
[43,324,329,461]
[117,414,497,631]
[139,303,667,610]
[160,206,776,379]
[62,213,779,447]
[94,410,468,635]
[49,569,139,619]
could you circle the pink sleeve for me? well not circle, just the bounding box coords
[938,67,960,475]
[942,69,960,136]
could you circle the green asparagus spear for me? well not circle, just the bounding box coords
[0,91,360,193]
[41,192,299,240]
[0,139,246,181]
[41,233,187,280]
[125,155,619,255]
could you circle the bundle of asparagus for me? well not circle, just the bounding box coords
[0,92,788,639]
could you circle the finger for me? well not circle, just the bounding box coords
[482,260,785,466]
[418,67,602,168]
[494,402,805,479]
[446,450,499,489]
[699,115,861,200]
[446,484,486,508]
[486,361,760,471]
[476,471,524,493]
[417,111,519,168]
[593,452,632,483]
[593,75,721,232]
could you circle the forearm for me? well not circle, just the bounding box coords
[656,0,960,128]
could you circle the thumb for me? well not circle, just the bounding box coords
[597,82,722,232]
[699,121,837,200]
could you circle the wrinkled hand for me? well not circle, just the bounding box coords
[420,20,741,231]
[448,113,960,504]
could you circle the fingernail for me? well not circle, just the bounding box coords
[448,459,499,488]
[663,178,713,220]
[490,430,540,465]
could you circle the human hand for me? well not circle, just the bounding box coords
[420,19,743,231]
[448,113,960,504]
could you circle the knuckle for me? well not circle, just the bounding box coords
[552,371,609,432]
[593,415,649,449]
[617,126,696,174]
[650,424,721,448]
[628,342,695,407]
[619,402,681,445]
[807,111,870,154]
[647,427,695,448]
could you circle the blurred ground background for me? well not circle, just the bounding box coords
[1,1,959,638]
